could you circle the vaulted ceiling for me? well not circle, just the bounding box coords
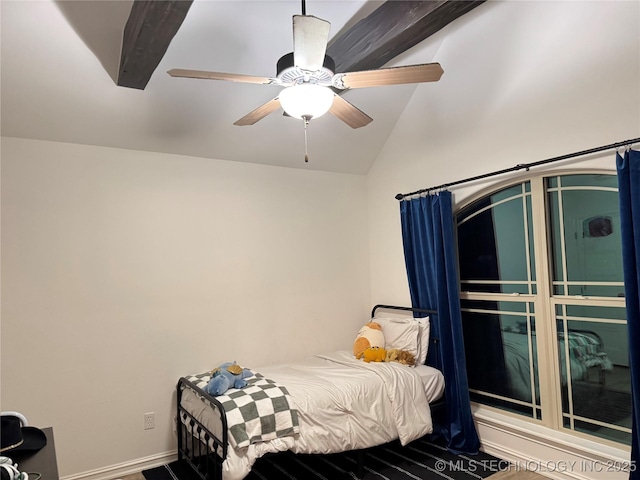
[0,0,486,174]
[117,0,483,91]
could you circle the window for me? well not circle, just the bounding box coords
[456,173,631,446]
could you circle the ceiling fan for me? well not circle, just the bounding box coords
[167,3,444,131]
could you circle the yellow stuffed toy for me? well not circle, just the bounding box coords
[363,346,387,362]
[353,322,385,359]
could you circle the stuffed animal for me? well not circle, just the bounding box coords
[385,348,416,366]
[362,346,387,363]
[204,362,253,396]
[353,322,385,359]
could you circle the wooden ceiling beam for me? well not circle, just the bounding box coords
[118,0,193,90]
[117,0,484,90]
[327,0,486,74]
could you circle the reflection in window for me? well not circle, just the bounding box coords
[457,173,630,446]
[547,175,624,297]
[457,183,540,419]
[461,300,540,420]
[547,175,630,445]
[584,216,613,238]
[458,183,535,294]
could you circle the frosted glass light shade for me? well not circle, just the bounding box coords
[279,84,334,120]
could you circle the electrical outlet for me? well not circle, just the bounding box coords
[144,412,155,430]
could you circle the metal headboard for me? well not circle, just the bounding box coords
[370,304,441,371]
[371,304,437,318]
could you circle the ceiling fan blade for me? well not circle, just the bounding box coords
[329,94,372,129]
[234,97,282,126]
[168,68,277,85]
[336,63,444,89]
[293,15,331,71]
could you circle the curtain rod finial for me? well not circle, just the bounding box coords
[395,193,404,201]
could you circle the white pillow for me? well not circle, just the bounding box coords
[415,316,431,365]
[374,318,420,363]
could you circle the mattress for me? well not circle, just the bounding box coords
[502,331,613,402]
[180,350,445,480]
[414,364,446,402]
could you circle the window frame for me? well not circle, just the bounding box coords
[455,168,629,448]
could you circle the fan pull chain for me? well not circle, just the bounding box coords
[304,117,310,163]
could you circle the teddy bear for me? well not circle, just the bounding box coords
[385,348,416,366]
[362,346,387,362]
[353,322,385,359]
[204,362,253,396]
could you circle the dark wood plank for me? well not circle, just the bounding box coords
[327,0,486,74]
[118,0,193,90]
[119,0,481,90]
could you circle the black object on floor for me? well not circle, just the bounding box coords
[570,383,632,426]
[143,437,504,480]
[142,460,201,480]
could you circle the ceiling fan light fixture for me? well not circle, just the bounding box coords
[279,83,334,120]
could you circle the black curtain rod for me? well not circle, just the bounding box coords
[395,137,640,201]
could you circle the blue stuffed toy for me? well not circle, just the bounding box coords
[204,362,253,396]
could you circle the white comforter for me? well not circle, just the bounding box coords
[181,350,434,480]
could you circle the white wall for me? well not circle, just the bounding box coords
[366,1,639,478]
[0,137,371,476]
[367,0,640,305]
[2,1,639,478]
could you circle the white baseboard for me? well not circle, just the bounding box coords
[61,450,177,480]
[59,410,633,480]
[475,406,632,480]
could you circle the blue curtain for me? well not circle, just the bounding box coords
[400,191,480,454]
[616,149,640,479]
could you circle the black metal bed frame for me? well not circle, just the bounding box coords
[176,376,228,480]
[175,304,442,480]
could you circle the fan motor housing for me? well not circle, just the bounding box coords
[276,52,335,86]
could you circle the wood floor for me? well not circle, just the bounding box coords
[489,471,548,480]
[113,474,144,480]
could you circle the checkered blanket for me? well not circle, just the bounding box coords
[185,372,299,449]
[558,331,613,371]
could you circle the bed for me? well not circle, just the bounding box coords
[502,326,613,403]
[175,305,445,480]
